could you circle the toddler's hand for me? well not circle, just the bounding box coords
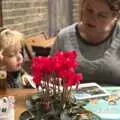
[21,74,36,88]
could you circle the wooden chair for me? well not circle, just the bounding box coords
[24,33,56,59]
[40,32,48,39]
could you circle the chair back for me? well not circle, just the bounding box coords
[24,33,56,59]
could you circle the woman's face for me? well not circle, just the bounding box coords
[81,0,118,36]
[3,41,23,72]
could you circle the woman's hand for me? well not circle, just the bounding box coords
[0,50,3,63]
[0,50,4,68]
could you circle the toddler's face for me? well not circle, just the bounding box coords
[2,41,23,72]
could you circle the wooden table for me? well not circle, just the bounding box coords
[0,88,36,120]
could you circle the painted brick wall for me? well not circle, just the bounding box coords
[2,0,49,37]
[72,0,80,22]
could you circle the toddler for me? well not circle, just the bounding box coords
[0,28,35,88]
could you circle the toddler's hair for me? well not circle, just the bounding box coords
[0,28,24,51]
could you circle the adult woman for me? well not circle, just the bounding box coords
[50,0,120,85]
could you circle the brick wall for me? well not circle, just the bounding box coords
[2,0,81,37]
[2,0,49,37]
[72,0,80,22]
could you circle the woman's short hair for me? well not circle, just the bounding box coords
[81,0,120,17]
[105,0,120,16]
